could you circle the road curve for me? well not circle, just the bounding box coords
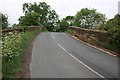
[30,32,118,78]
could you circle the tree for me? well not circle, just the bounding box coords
[23,2,50,26]
[19,2,59,31]
[63,16,74,26]
[58,20,69,32]
[99,14,120,31]
[0,13,8,29]
[108,14,120,52]
[12,24,17,28]
[75,8,106,29]
[19,12,40,26]
[46,10,59,31]
[97,14,120,52]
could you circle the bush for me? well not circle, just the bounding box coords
[2,30,39,78]
[95,40,119,53]
[108,27,120,53]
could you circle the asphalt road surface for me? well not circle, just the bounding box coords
[30,32,118,78]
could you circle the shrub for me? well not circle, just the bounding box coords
[2,30,39,78]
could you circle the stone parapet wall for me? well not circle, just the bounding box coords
[69,26,109,42]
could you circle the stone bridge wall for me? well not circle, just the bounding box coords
[68,26,109,43]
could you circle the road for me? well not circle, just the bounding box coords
[30,32,118,78]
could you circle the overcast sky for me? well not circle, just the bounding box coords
[0,0,119,26]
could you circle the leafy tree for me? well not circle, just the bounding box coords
[98,14,120,31]
[12,24,18,28]
[19,2,59,31]
[46,10,59,31]
[0,13,8,29]
[108,14,120,52]
[97,14,120,52]
[63,16,74,26]
[72,22,81,27]
[23,2,50,26]
[75,8,106,29]
[58,20,69,32]
[19,12,40,26]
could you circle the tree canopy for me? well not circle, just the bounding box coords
[19,2,59,31]
[46,10,59,31]
[18,3,111,32]
[19,12,40,26]
[0,13,8,29]
[74,8,106,29]
[107,14,120,47]
[96,14,120,52]
[58,20,69,32]
[63,16,74,26]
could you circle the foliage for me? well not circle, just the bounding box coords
[2,30,39,78]
[12,24,18,28]
[108,27,120,42]
[99,14,120,47]
[72,21,81,27]
[22,2,50,26]
[108,27,120,53]
[58,20,69,32]
[97,14,120,31]
[0,13,8,29]
[96,14,120,53]
[19,12,40,26]
[74,8,106,29]
[19,2,59,31]
[95,40,119,53]
[46,10,59,31]
[63,16,74,26]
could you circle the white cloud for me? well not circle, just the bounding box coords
[0,0,119,26]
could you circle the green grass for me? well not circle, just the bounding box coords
[2,30,40,78]
[94,40,119,54]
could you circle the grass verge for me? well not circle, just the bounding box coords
[94,40,119,54]
[2,30,40,78]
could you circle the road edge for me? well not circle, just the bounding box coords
[67,33,117,57]
[18,31,40,78]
